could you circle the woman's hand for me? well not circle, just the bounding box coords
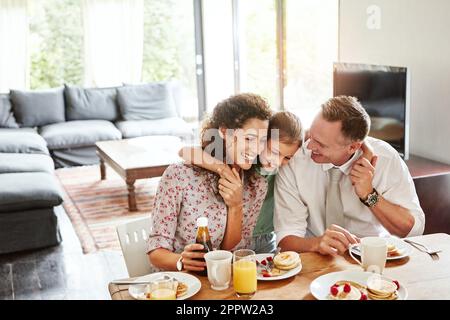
[218,167,243,208]
[180,243,207,272]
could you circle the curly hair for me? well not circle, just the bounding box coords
[201,93,273,151]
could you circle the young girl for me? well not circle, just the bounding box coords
[147,93,272,272]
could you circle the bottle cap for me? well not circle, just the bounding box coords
[196,217,208,227]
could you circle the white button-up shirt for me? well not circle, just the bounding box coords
[274,137,425,243]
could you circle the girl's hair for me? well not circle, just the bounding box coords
[268,111,303,146]
[201,93,273,151]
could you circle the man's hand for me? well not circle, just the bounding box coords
[317,225,359,256]
[218,167,243,209]
[350,157,377,199]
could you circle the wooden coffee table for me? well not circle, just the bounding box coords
[95,136,183,211]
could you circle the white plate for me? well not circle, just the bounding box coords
[310,270,408,300]
[128,272,201,300]
[350,237,413,260]
[255,253,302,281]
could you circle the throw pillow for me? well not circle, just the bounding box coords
[64,84,119,121]
[10,87,65,127]
[0,94,19,128]
[117,82,177,120]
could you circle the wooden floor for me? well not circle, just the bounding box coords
[0,206,128,300]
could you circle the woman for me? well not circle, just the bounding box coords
[147,93,272,272]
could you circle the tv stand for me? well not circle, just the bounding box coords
[405,155,450,234]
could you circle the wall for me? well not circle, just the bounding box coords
[339,0,450,164]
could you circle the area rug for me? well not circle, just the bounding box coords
[55,165,160,254]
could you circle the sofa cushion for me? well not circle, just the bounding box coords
[39,120,122,150]
[64,84,119,121]
[0,172,63,213]
[10,87,65,127]
[0,131,49,155]
[115,117,193,139]
[0,94,19,128]
[0,153,54,174]
[117,82,177,120]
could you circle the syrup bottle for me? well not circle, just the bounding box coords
[194,217,212,276]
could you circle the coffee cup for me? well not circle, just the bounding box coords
[204,250,232,290]
[349,237,387,274]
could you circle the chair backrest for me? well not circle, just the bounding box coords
[116,217,152,277]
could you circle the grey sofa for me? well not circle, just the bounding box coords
[0,128,63,254]
[0,81,194,254]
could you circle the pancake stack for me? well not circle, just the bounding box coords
[176,281,188,298]
[367,278,398,300]
[273,251,301,271]
[387,244,401,257]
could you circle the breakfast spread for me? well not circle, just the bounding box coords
[328,278,400,300]
[258,251,301,278]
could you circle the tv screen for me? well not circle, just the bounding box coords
[333,62,409,159]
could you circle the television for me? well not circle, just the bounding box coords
[333,62,410,159]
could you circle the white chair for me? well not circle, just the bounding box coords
[116,217,153,277]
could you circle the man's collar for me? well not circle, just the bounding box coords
[321,149,363,175]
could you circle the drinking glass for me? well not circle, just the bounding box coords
[148,277,177,300]
[233,249,257,299]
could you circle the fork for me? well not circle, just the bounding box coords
[404,239,442,260]
[267,247,281,271]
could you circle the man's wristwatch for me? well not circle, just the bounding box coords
[176,256,183,271]
[360,188,379,208]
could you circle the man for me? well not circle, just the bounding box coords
[274,96,425,256]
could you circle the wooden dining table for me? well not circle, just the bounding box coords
[108,233,450,300]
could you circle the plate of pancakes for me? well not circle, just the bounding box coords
[310,270,408,300]
[256,251,302,281]
[128,272,201,300]
[349,237,412,260]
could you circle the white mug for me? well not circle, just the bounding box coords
[349,237,387,274]
[204,250,232,291]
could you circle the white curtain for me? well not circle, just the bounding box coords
[82,0,143,87]
[0,0,28,93]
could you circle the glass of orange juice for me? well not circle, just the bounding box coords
[233,249,257,299]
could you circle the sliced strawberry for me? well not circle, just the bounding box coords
[393,280,400,290]
[343,283,351,293]
[261,260,267,265]
[267,256,273,262]
[262,273,271,278]
[330,286,339,296]
[360,293,367,300]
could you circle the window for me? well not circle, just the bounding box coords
[238,0,279,109]
[142,0,197,121]
[284,0,339,127]
[28,0,83,89]
[202,0,235,113]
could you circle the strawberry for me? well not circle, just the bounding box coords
[360,293,367,300]
[261,260,267,266]
[262,273,271,278]
[343,283,351,293]
[330,286,339,296]
[267,256,273,262]
[393,280,400,290]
